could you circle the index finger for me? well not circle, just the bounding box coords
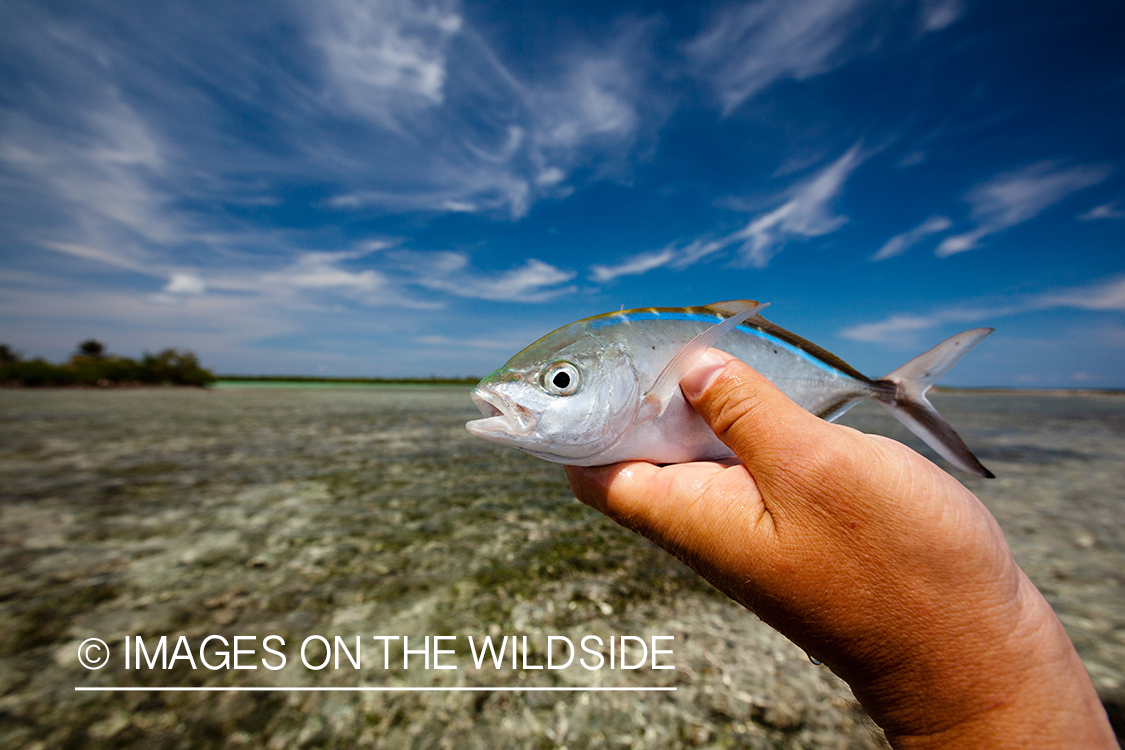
[565,459,777,582]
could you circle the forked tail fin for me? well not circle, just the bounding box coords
[873,328,995,478]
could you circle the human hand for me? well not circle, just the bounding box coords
[566,349,1116,749]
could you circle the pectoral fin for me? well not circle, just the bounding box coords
[643,302,769,417]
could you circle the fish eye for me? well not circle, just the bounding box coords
[541,361,580,396]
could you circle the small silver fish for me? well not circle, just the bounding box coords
[466,300,994,477]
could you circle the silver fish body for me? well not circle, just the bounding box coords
[466,300,994,477]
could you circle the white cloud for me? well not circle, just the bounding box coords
[899,150,927,167]
[671,238,727,268]
[235,245,447,310]
[587,237,731,284]
[441,200,477,213]
[164,272,206,295]
[38,241,151,274]
[2,99,177,250]
[412,253,576,302]
[311,12,654,220]
[1078,201,1125,221]
[919,0,964,31]
[2,0,658,248]
[686,0,867,114]
[1037,276,1125,312]
[590,247,676,283]
[266,254,386,292]
[936,161,1111,257]
[840,313,947,343]
[535,167,565,186]
[730,143,865,267]
[416,334,520,349]
[312,0,463,122]
[585,143,867,280]
[535,58,638,148]
[841,304,1010,344]
[872,215,952,260]
[841,276,1125,344]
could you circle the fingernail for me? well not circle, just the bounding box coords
[680,349,728,399]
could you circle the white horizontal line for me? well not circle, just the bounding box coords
[75,686,676,692]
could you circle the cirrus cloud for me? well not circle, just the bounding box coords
[842,276,1125,345]
[936,161,1111,257]
[686,0,868,114]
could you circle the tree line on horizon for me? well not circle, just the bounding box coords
[0,340,216,387]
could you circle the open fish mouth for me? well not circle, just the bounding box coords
[467,388,534,436]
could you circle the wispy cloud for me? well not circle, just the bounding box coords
[533,56,641,150]
[730,143,865,267]
[2,98,178,256]
[260,250,388,300]
[623,237,728,275]
[1037,275,1125,312]
[841,307,1008,344]
[590,247,676,282]
[0,0,651,359]
[2,0,658,261]
[936,161,1111,256]
[872,215,952,260]
[919,0,965,32]
[685,0,867,114]
[1078,201,1125,221]
[683,0,965,114]
[164,273,207,296]
[1,0,1120,385]
[38,241,152,274]
[416,334,523,350]
[585,143,866,279]
[842,275,1125,344]
[312,0,463,123]
[410,252,576,302]
[311,5,658,219]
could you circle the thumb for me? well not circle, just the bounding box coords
[679,349,835,481]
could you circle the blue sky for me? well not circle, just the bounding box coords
[1,0,1123,385]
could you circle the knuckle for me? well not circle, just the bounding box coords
[699,368,768,442]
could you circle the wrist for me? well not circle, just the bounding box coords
[858,573,1115,749]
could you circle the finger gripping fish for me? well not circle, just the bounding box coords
[466,300,994,477]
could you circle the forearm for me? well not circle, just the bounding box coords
[855,575,1116,749]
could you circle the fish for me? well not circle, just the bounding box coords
[466,300,994,477]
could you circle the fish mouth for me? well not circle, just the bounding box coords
[466,388,535,437]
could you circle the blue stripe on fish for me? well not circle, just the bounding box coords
[750,328,843,377]
[588,311,718,328]
[589,310,842,377]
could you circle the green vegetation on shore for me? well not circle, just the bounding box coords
[0,341,478,388]
[0,340,216,387]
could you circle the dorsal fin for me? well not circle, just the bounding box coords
[701,300,764,318]
[701,300,868,382]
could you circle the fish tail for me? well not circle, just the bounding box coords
[872,328,995,478]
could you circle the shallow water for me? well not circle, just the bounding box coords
[0,387,1121,748]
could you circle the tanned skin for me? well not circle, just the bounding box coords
[566,349,1117,749]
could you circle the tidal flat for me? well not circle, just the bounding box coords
[1,386,1122,749]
